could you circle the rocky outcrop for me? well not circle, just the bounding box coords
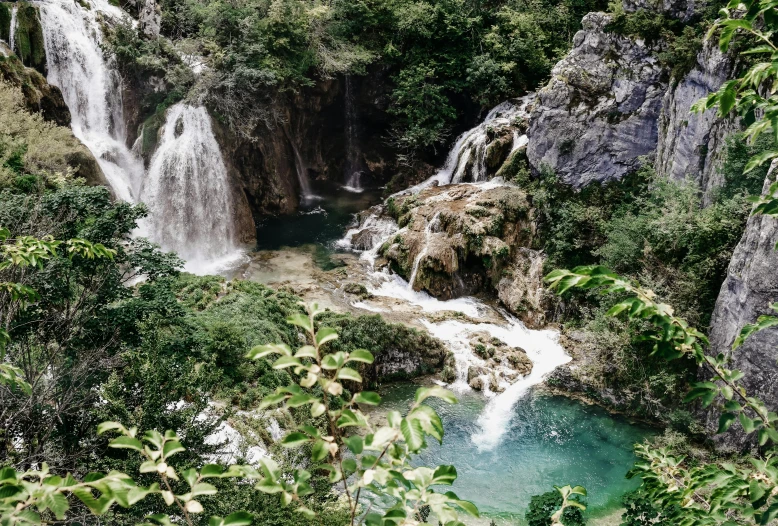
[138,0,160,39]
[0,49,70,126]
[623,0,698,22]
[526,12,666,187]
[352,183,552,327]
[655,37,739,200]
[11,2,45,75]
[705,167,778,451]
[380,184,534,297]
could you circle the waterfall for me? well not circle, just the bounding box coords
[140,103,240,273]
[416,96,532,190]
[7,5,17,52]
[38,0,143,202]
[289,138,316,202]
[343,75,363,192]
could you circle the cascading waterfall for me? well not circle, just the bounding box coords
[290,138,316,202]
[336,94,570,450]
[38,0,144,202]
[339,206,569,451]
[140,103,240,273]
[417,96,533,190]
[343,75,364,192]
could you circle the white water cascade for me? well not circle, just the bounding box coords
[38,0,144,202]
[140,103,241,273]
[6,5,17,52]
[289,138,317,202]
[343,75,364,192]
[414,96,532,191]
[338,197,569,451]
[407,211,440,290]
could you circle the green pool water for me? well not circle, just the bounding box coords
[254,183,382,252]
[376,385,656,523]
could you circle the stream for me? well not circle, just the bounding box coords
[250,183,656,524]
[32,1,657,516]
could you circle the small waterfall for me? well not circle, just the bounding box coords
[343,75,363,192]
[416,96,533,190]
[39,0,144,202]
[339,204,570,450]
[407,212,441,290]
[289,138,316,202]
[8,5,17,52]
[140,103,240,273]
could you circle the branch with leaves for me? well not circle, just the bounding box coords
[246,302,479,525]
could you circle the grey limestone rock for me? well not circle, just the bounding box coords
[526,12,666,187]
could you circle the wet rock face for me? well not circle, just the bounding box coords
[361,183,552,327]
[0,49,70,126]
[655,37,739,201]
[526,12,666,187]
[706,169,778,451]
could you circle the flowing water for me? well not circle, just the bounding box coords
[343,75,364,192]
[139,103,243,274]
[377,386,655,522]
[7,5,17,52]
[38,0,244,273]
[39,0,144,202]
[410,96,532,192]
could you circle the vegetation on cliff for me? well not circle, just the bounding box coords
[109,0,606,155]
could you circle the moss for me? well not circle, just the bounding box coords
[14,3,46,74]
[0,3,11,44]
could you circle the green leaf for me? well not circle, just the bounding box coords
[259,392,288,409]
[337,367,362,382]
[415,386,457,405]
[401,418,425,452]
[108,436,143,451]
[315,327,339,346]
[281,432,311,448]
[718,412,737,434]
[162,440,185,459]
[347,349,374,364]
[272,356,301,369]
[354,391,381,405]
[740,412,756,434]
[287,313,313,333]
[344,436,364,455]
[431,465,458,486]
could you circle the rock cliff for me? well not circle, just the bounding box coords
[526,12,666,187]
[706,166,778,450]
[526,7,738,192]
[655,37,739,200]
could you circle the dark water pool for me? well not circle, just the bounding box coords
[254,183,382,251]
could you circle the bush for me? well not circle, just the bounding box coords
[526,490,586,526]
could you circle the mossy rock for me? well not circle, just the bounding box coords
[0,53,70,125]
[14,3,46,75]
[0,3,11,43]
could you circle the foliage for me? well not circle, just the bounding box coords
[111,0,606,153]
[544,262,778,524]
[526,488,587,526]
[0,80,92,188]
[246,303,479,524]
